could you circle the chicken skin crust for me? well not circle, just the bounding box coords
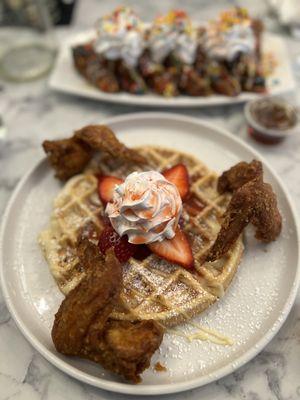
[217,159,263,194]
[74,125,146,165]
[43,125,146,181]
[52,248,122,355]
[206,160,282,262]
[82,319,164,383]
[52,242,164,383]
[43,138,92,181]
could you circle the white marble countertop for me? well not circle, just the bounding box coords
[1,1,300,399]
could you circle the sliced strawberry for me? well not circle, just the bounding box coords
[98,225,135,263]
[163,163,189,200]
[148,228,194,269]
[114,239,137,263]
[98,225,119,254]
[98,175,123,204]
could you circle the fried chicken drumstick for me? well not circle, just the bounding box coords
[206,160,282,262]
[43,125,146,181]
[52,240,164,383]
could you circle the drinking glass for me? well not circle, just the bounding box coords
[0,0,57,82]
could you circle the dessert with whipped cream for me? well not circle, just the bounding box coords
[94,7,145,68]
[73,6,269,96]
[106,171,182,244]
[149,10,198,65]
[204,8,256,61]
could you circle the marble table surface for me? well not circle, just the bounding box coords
[0,0,300,399]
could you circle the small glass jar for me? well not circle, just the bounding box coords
[244,97,298,145]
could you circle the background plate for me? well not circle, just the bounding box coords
[49,31,296,107]
[1,113,299,395]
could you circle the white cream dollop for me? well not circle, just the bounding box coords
[94,6,146,67]
[204,9,256,61]
[204,24,255,61]
[106,171,182,245]
[148,10,198,65]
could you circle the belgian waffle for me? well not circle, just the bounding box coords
[39,146,243,326]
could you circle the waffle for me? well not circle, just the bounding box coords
[39,146,244,327]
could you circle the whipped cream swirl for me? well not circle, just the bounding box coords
[94,6,145,67]
[204,9,255,61]
[106,171,182,245]
[149,10,198,64]
[204,24,255,61]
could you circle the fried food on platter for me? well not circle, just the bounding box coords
[52,241,164,382]
[217,159,263,194]
[43,125,146,181]
[206,178,282,262]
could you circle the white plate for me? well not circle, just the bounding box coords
[1,113,299,396]
[49,31,296,107]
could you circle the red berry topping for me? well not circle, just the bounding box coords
[98,175,123,204]
[148,228,194,269]
[163,163,190,200]
[98,225,136,263]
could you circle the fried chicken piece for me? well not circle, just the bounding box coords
[74,125,146,165]
[43,125,146,181]
[72,44,97,77]
[52,241,164,382]
[211,76,241,97]
[72,45,120,93]
[52,248,122,355]
[218,160,263,194]
[43,138,92,181]
[179,67,212,96]
[206,178,282,262]
[85,60,120,93]
[116,61,147,94]
[82,320,164,383]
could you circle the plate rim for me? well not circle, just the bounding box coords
[48,31,297,108]
[0,112,299,396]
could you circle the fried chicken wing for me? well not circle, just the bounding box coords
[179,66,212,96]
[43,125,146,181]
[206,178,282,262]
[52,241,164,382]
[250,181,282,242]
[43,138,92,181]
[83,320,164,383]
[218,160,263,194]
[52,248,122,355]
[74,125,146,165]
